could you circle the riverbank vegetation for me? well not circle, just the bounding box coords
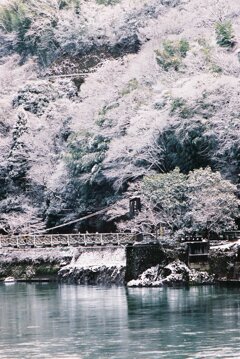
[0,0,239,236]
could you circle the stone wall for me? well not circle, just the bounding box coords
[125,244,168,281]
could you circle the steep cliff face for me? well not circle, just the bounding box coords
[0,0,239,234]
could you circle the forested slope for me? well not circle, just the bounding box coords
[0,0,239,236]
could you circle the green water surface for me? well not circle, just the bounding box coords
[0,283,240,358]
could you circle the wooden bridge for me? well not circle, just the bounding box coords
[0,233,139,249]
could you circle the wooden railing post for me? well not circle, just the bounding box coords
[50,235,53,247]
[117,233,120,245]
[67,235,70,246]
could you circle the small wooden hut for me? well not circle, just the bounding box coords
[129,197,141,216]
[187,241,209,270]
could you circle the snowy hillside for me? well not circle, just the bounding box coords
[0,0,239,235]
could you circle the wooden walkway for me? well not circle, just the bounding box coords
[0,233,137,248]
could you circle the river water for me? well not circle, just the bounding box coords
[0,284,240,359]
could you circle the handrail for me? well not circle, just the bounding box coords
[0,233,139,248]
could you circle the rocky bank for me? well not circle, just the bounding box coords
[0,240,240,286]
[0,247,73,281]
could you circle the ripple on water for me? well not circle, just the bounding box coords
[0,284,240,358]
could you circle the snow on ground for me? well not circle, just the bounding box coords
[210,239,240,251]
[67,247,126,269]
[0,247,74,263]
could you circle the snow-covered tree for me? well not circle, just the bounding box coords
[140,168,188,233]
[120,168,239,238]
[186,167,239,236]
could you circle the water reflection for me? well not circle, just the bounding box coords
[0,284,240,358]
[126,286,240,358]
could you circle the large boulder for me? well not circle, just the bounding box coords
[127,260,215,287]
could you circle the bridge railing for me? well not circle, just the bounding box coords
[0,233,137,248]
